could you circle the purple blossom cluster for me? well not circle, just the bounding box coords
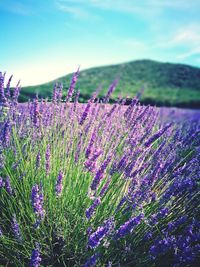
[115,213,144,239]
[30,243,41,267]
[90,155,111,191]
[85,197,101,219]
[31,184,45,220]
[88,218,115,248]
[0,71,200,266]
[12,214,22,242]
[55,170,64,197]
[45,144,51,174]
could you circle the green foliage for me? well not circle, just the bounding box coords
[18,60,200,107]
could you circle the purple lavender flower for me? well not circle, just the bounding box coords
[55,171,64,197]
[124,97,138,118]
[104,79,118,103]
[85,149,102,173]
[12,214,22,242]
[36,152,41,169]
[5,176,12,195]
[99,178,111,197]
[84,252,100,267]
[73,89,80,111]
[88,218,114,248]
[31,184,45,220]
[12,80,20,105]
[3,120,11,146]
[85,197,101,219]
[79,100,92,125]
[58,83,63,102]
[5,74,12,98]
[30,243,41,267]
[144,123,172,147]
[45,144,51,174]
[52,83,58,103]
[0,72,6,105]
[33,97,40,127]
[90,156,111,191]
[0,226,3,237]
[66,67,79,102]
[115,213,144,239]
[85,130,96,159]
[0,176,4,188]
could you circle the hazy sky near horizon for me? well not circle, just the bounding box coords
[1,0,200,86]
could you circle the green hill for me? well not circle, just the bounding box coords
[19,59,200,108]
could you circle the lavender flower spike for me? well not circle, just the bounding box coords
[0,176,5,188]
[104,79,118,103]
[0,226,3,237]
[85,197,101,219]
[3,120,11,146]
[0,72,6,105]
[90,155,111,191]
[115,213,144,239]
[36,152,41,169]
[55,171,64,197]
[79,99,92,125]
[66,67,80,102]
[45,144,51,174]
[12,214,22,242]
[88,218,114,248]
[5,74,13,98]
[30,243,41,267]
[144,123,173,148]
[31,184,45,219]
[5,176,12,195]
[84,253,100,267]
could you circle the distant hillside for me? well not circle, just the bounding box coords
[19,59,200,108]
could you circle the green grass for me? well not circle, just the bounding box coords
[18,59,200,107]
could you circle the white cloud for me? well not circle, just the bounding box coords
[170,28,200,46]
[154,25,200,60]
[56,1,100,19]
[57,0,200,13]
[177,46,200,59]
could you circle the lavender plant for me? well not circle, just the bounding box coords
[0,71,199,266]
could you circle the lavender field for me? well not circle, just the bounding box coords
[0,70,200,267]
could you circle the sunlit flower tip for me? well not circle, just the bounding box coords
[30,243,41,267]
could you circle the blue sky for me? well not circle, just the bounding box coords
[1,0,200,86]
